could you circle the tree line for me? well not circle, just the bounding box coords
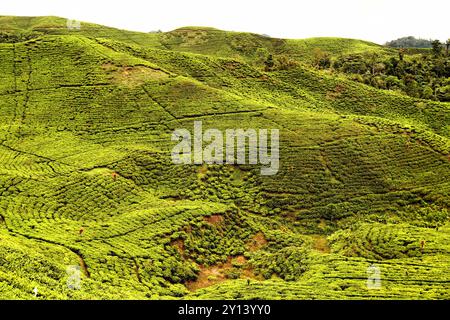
[313,39,450,102]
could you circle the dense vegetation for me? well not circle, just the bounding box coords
[0,16,449,300]
[317,46,450,101]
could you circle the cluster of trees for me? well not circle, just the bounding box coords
[315,40,450,102]
[0,31,42,43]
[249,246,309,281]
[255,47,299,71]
[385,36,433,48]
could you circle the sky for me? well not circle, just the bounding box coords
[0,0,448,44]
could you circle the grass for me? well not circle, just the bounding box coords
[0,16,449,300]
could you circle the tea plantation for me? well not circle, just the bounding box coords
[0,16,449,299]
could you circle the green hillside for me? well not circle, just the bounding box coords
[0,16,449,300]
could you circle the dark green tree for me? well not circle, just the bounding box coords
[431,40,442,56]
[264,54,274,71]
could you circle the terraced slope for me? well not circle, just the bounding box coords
[0,17,449,299]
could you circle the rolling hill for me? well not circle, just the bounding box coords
[0,16,449,299]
